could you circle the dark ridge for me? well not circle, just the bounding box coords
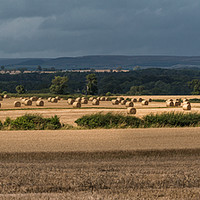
[1,55,200,69]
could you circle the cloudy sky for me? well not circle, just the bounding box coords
[0,0,200,58]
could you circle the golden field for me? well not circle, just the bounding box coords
[0,96,200,199]
[0,95,200,126]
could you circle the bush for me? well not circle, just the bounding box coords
[75,112,143,129]
[75,112,200,129]
[143,112,200,127]
[0,121,3,130]
[3,117,12,128]
[9,114,62,130]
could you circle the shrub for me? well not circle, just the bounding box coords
[4,117,12,127]
[143,112,200,127]
[0,121,3,130]
[75,112,200,129]
[9,114,61,130]
[75,112,143,129]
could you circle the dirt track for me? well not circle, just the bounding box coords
[1,128,200,152]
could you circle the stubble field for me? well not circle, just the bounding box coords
[0,96,200,199]
[0,95,200,126]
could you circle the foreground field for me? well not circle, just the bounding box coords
[1,96,200,199]
[0,128,200,199]
[0,149,200,199]
[0,128,200,152]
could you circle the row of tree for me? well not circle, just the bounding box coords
[1,68,200,95]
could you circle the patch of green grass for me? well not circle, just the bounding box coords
[189,98,200,103]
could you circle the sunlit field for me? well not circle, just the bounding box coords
[0,96,200,199]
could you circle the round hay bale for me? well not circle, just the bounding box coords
[51,98,58,103]
[73,102,81,108]
[81,99,88,104]
[175,99,181,106]
[38,97,44,100]
[167,99,173,102]
[55,96,60,100]
[89,97,94,101]
[112,99,119,105]
[75,97,81,103]
[81,97,88,100]
[174,101,180,107]
[138,98,143,102]
[142,100,149,105]
[166,101,174,107]
[21,98,28,104]
[182,101,191,105]
[117,97,123,102]
[127,107,136,114]
[149,98,152,102]
[105,97,109,101]
[48,97,52,102]
[36,100,44,106]
[30,96,38,101]
[25,99,32,106]
[100,96,106,101]
[125,101,134,107]
[92,99,99,105]
[3,94,9,98]
[120,100,127,105]
[14,101,21,107]
[183,98,189,102]
[131,98,137,102]
[97,97,101,101]
[183,104,191,110]
[67,98,75,105]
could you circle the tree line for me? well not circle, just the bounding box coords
[0,68,200,95]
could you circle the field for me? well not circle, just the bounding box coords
[0,95,200,126]
[0,96,200,199]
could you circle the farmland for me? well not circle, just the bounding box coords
[0,96,200,199]
[0,95,200,126]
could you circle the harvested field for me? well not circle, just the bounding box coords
[0,96,200,126]
[1,96,200,199]
[0,128,200,199]
[0,128,200,152]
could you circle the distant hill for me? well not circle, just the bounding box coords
[1,55,200,70]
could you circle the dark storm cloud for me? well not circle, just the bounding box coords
[0,0,200,57]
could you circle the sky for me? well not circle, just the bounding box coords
[0,0,200,58]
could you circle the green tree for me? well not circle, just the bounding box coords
[49,76,68,94]
[188,79,200,94]
[18,67,27,74]
[127,85,145,95]
[1,66,5,71]
[37,65,42,71]
[86,73,98,95]
[16,85,25,94]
